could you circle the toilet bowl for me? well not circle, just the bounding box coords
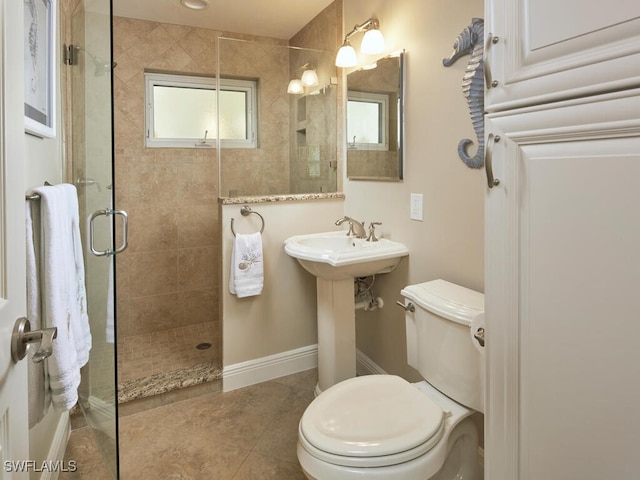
[297,280,485,480]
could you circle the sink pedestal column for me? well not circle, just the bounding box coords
[315,277,356,395]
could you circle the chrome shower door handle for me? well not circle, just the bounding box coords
[113,209,128,254]
[89,208,129,256]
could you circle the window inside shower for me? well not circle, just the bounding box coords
[144,72,258,148]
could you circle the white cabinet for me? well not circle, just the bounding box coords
[484,0,640,112]
[484,89,640,480]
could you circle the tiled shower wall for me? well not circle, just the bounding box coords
[113,18,223,384]
[112,15,307,385]
[112,2,342,386]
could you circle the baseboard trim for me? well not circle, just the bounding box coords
[87,395,115,423]
[356,349,388,375]
[223,344,318,392]
[222,345,388,392]
[40,411,70,480]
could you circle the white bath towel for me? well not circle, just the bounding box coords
[32,184,92,411]
[229,232,264,298]
[25,200,51,427]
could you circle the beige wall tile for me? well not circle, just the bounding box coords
[177,246,216,292]
[128,293,183,335]
[129,250,179,297]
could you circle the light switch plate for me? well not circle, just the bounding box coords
[410,193,423,221]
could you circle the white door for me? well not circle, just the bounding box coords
[0,0,29,476]
[485,89,640,479]
[484,0,640,112]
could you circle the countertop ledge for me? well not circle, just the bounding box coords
[219,192,345,205]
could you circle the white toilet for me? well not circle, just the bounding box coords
[297,279,485,480]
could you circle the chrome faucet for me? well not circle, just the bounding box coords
[335,216,367,239]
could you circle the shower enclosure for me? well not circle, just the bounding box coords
[69,0,118,476]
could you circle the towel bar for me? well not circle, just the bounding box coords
[25,181,54,200]
[230,205,265,237]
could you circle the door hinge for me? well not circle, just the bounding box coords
[64,44,78,66]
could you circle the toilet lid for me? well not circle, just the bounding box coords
[300,375,444,458]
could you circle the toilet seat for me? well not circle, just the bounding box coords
[299,375,446,468]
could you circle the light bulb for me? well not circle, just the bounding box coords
[287,79,304,94]
[361,28,385,55]
[335,41,358,68]
[300,69,319,87]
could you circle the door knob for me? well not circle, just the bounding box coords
[11,317,57,363]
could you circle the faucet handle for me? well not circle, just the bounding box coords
[345,222,356,237]
[367,222,382,242]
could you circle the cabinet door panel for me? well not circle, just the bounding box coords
[485,0,640,112]
[485,91,640,480]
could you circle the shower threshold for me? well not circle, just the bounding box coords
[118,361,222,404]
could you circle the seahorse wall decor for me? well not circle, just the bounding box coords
[442,18,485,169]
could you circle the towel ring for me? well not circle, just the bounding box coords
[230,205,265,237]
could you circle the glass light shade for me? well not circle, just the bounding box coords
[287,79,304,94]
[301,69,319,87]
[361,28,385,55]
[335,43,358,67]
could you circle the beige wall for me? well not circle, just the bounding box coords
[221,198,345,367]
[343,0,485,380]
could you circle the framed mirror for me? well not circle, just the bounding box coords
[346,50,405,181]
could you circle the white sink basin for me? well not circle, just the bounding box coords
[284,231,409,280]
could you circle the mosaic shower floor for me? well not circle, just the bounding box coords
[117,322,221,403]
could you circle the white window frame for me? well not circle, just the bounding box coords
[347,90,389,151]
[145,72,257,148]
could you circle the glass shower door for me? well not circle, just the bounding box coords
[71,0,119,477]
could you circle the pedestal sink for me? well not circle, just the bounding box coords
[284,231,409,394]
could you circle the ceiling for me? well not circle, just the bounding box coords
[112,0,336,40]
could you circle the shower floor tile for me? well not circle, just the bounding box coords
[117,322,219,385]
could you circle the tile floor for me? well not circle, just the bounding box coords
[61,369,317,479]
[117,322,219,384]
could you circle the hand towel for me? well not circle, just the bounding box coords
[229,232,264,298]
[25,200,51,427]
[33,184,92,411]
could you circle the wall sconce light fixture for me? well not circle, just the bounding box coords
[287,79,304,94]
[335,18,385,68]
[287,63,319,95]
[301,68,319,87]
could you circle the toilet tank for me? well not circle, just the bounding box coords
[401,279,484,412]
